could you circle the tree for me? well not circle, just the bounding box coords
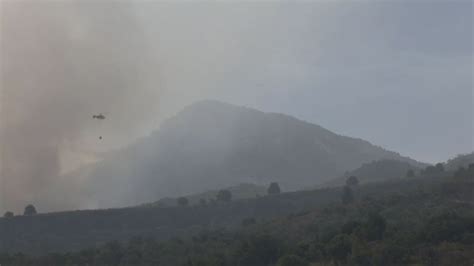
[216,190,232,202]
[435,163,445,172]
[277,254,308,266]
[267,182,281,195]
[346,176,359,186]
[242,217,257,227]
[235,234,282,266]
[341,186,354,205]
[367,212,386,241]
[424,163,444,175]
[454,165,473,179]
[3,211,14,218]
[350,237,371,266]
[421,212,472,243]
[23,204,37,216]
[406,169,415,178]
[177,197,189,207]
[373,242,409,265]
[328,234,352,265]
[95,241,123,265]
[341,221,361,235]
[454,167,466,178]
[199,198,208,206]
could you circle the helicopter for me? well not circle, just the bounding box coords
[92,113,106,140]
[92,113,106,120]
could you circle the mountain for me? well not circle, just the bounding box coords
[319,159,422,188]
[76,100,424,209]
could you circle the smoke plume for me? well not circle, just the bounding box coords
[0,1,161,213]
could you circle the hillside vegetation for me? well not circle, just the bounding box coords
[320,159,422,188]
[142,183,267,208]
[1,168,472,266]
[446,153,474,171]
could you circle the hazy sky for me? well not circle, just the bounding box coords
[0,0,472,212]
[133,0,473,163]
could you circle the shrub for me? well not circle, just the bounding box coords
[23,204,37,216]
[277,254,308,266]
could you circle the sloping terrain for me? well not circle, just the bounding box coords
[142,183,267,208]
[319,159,422,188]
[446,153,474,171]
[78,100,423,208]
[0,172,474,258]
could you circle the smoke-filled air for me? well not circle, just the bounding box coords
[0,1,473,264]
[1,1,472,213]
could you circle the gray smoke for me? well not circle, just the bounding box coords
[0,1,162,213]
[0,1,303,213]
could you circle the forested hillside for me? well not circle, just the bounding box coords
[1,169,472,265]
[320,159,422,188]
[142,183,267,208]
[446,153,474,171]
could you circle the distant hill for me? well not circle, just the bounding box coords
[1,172,471,255]
[445,153,474,171]
[142,183,267,208]
[319,159,422,188]
[72,100,424,209]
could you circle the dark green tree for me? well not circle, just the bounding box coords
[435,163,445,172]
[346,176,359,186]
[23,204,37,216]
[367,212,386,241]
[342,186,354,205]
[350,237,371,266]
[235,234,282,266]
[95,241,123,265]
[454,167,467,178]
[454,165,473,179]
[242,217,257,227]
[373,242,410,265]
[267,182,282,195]
[199,198,208,206]
[327,234,352,265]
[423,166,437,175]
[424,163,444,175]
[3,211,14,218]
[277,254,308,266]
[216,190,232,202]
[421,212,473,243]
[341,221,361,235]
[177,197,189,207]
[406,169,415,178]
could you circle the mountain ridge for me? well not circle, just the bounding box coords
[65,100,425,210]
[318,159,423,188]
